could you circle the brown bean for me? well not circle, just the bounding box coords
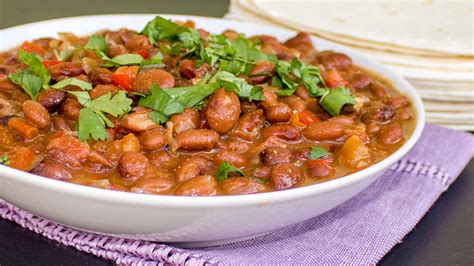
[179,59,197,79]
[146,150,175,169]
[303,121,344,141]
[295,85,310,100]
[249,60,274,84]
[370,81,389,98]
[0,74,19,91]
[329,115,355,126]
[131,178,175,194]
[122,110,159,132]
[262,124,301,141]
[46,135,90,168]
[169,108,200,134]
[282,95,307,112]
[351,73,371,89]
[317,52,352,70]
[32,160,72,180]
[119,151,149,180]
[175,155,211,182]
[362,104,395,124]
[23,100,51,129]
[216,139,250,153]
[37,89,67,112]
[222,29,240,41]
[270,163,302,190]
[7,117,38,139]
[88,67,112,85]
[138,127,167,151]
[284,32,314,56]
[261,147,293,166]
[229,109,264,141]
[107,45,128,58]
[213,150,247,168]
[386,96,409,109]
[52,117,70,131]
[132,69,175,93]
[89,84,120,99]
[48,62,85,81]
[221,177,270,195]
[61,100,82,120]
[378,124,403,145]
[205,88,240,133]
[253,166,272,180]
[306,159,334,179]
[265,102,292,123]
[125,35,152,51]
[174,129,219,151]
[174,175,218,196]
[261,87,278,109]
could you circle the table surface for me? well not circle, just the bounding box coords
[0,0,473,265]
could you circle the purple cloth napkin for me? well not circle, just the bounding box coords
[1,123,473,265]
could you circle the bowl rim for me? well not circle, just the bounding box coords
[0,14,425,207]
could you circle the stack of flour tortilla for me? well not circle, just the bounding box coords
[226,0,474,130]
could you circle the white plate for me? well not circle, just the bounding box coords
[0,14,425,247]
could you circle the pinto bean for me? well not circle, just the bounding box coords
[284,32,314,55]
[37,89,67,112]
[61,100,82,120]
[52,117,70,131]
[295,85,310,100]
[23,100,51,129]
[261,147,293,166]
[125,35,152,51]
[7,117,38,139]
[132,69,175,93]
[282,95,307,112]
[205,88,240,133]
[122,110,159,132]
[119,151,149,180]
[88,67,112,85]
[306,159,334,179]
[214,150,247,168]
[138,127,167,151]
[385,96,409,109]
[46,135,90,168]
[0,74,19,91]
[265,102,292,123]
[370,81,389,98]
[131,178,175,194]
[351,73,371,89]
[253,166,272,180]
[89,84,120,99]
[221,177,270,195]
[175,155,212,182]
[179,59,197,79]
[32,160,72,180]
[317,52,352,70]
[174,129,219,151]
[174,175,218,196]
[249,61,274,84]
[228,109,264,141]
[270,163,302,190]
[261,87,278,109]
[303,121,344,141]
[108,45,128,58]
[147,150,175,169]
[222,29,240,40]
[262,124,301,141]
[378,124,403,145]
[362,104,395,124]
[48,62,85,81]
[169,108,200,134]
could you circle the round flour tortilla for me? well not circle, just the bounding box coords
[245,0,474,56]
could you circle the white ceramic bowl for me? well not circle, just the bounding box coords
[0,14,425,247]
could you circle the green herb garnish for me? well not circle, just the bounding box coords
[0,155,10,166]
[50,77,93,91]
[310,147,329,160]
[319,87,356,116]
[215,161,245,181]
[214,71,263,101]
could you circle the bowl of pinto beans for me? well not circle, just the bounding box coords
[0,14,424,246]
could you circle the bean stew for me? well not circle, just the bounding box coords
[0,16,415,196]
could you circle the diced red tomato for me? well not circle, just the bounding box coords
[111,66,139,91]
[298,110,320,126]
[20,41,44,56]
[325,69,348,88]
[132,49,149,58]
[42,60,62,68]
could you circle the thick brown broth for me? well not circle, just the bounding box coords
[0,18,415,196]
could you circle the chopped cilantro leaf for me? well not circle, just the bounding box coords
[54,47,76,62]
[77,108,109,141]
[319,87,356,116]
[140,52,164,69]
[88,91,133,117]
[0,155,10,166]
[51,78,93,91]
[215,161,245,181]
[310,147,329,160]
[84,35,107,52]
[8,72,43,99]
[215,71,264,101]
[140,15,192,45]
[101,54,144,68]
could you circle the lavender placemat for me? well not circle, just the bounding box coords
[1,123,473,265]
